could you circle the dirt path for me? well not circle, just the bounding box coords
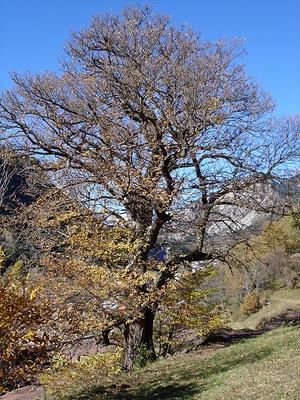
[203,309,300,345]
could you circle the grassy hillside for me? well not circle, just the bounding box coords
[231,288,300,330]
[101,327,300,400]
[67,325,300,400]
[41,288,300,400]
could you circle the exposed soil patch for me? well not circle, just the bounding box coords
[0,386,45,400]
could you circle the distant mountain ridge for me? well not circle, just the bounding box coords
[159,175,300,254]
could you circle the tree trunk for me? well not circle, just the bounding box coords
[141,306,156,358]
[123,306,156,371]
[102,328,110,346]
[123,320,143,371]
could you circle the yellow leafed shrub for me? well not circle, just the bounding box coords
[41,349,122,399]
[240,291,262,316]
[0,270,54,393]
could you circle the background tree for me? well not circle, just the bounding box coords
[0,147,18,211]
[0,147,52,275]
[1,6,299,369]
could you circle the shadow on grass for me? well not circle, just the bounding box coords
[107,383,199,400]
[69,338,277,400]
[63,382,199,400]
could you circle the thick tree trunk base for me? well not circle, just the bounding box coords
[123,321,143,371]
[123,307,156,371]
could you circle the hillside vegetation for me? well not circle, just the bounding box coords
[231,288,300,330]
[51,325,299,400]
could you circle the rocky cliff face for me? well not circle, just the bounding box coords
[209,177,299,236]
[159,176,300,255]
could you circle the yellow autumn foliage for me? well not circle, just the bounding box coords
[0,270,54,393]
[240,291,262,316]
[41,349,122,400]
[155,267,224,353]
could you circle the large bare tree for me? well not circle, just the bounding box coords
[0,6,299,369]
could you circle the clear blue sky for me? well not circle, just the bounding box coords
[1,0,299,116]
